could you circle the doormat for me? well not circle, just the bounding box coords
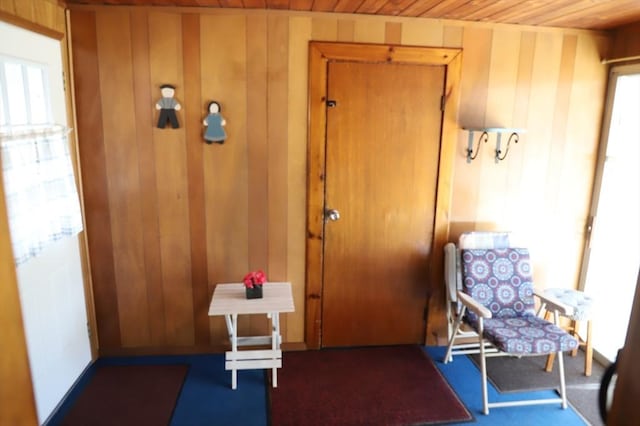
[60,364,188,426]
[270,345,472,425]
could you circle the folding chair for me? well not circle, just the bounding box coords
[443,232,578,414]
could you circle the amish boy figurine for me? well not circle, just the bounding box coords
[203,101,227,144]
[156,84,181,129]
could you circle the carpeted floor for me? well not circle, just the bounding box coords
[59,364,188,426]
[270,345,472,426]
[47,354,268,426]
[427,346,590,426]
[468,350,604,426]
[47,347,595,426]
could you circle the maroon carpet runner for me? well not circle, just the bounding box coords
[270,345,472,425]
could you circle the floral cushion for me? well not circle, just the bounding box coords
[461,248,578,355]
[481,315,578,355]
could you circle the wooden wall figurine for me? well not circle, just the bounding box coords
[156,84,181,129]
[203,101,227,144]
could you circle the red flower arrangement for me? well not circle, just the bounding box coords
[243,270,266,289]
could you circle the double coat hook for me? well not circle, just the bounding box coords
[464,128,525,163]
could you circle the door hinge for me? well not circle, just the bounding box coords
[326,99,337,108]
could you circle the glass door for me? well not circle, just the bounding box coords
[581,64,640,362]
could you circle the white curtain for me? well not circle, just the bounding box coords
[0,125,83,264]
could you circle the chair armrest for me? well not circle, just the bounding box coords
[534,289,574,317]
[457,291,492,318]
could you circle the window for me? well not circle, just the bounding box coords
[0,56,82,265]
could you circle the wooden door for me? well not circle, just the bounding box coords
[321,61,444,347]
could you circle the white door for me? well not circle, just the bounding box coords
[581,64,640,362]
[0,21,92,423]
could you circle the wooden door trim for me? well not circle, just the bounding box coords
[305,42,462,349]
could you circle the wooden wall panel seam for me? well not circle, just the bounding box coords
[267,14,289,282]
[96,9,152,347]
[131,8,167,347]
[148,11,195,346]
[182,12,210,345]
[70,9,122,350]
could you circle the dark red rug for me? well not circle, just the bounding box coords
[270,345,472,425]
[61,364,188,426]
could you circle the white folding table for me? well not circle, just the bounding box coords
[208,282,294,389]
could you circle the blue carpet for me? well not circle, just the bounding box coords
[48,348,588,426]
[425,346,588,426]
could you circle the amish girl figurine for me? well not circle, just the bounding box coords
[156,84,181,129]
[203,101,227,144]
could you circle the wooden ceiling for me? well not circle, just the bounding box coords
[65,0,640,30]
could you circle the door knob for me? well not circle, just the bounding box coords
[325,208,340,222]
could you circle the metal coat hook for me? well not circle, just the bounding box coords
[464,127,525,163]
[466,130,489,163]
[495,132,519,162]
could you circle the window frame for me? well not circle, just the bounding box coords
[0,55,53,128]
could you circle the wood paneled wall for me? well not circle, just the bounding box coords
[0,0,65,38]
[69,5,610,352]
[611,21,640,58]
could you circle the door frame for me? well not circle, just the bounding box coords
[577,62,640,364]
[305,42,462,349]
[578,63,640,290]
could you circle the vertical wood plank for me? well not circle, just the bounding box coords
[451,27,492,228]
[34,0,55,30]
[312,17,338,41]
[246,14,269,337]
[401,19,444,46]
[0,0,15,14]
[475,28,520,226]
[96,9,150,347]
[503,31,535,227]
[247,15,269,275]
[70,9,121,350]
[13,0,34,23]
[287,15,311,342]
[200,14,249,344]
[182,13,209,345]
[559,33,608,289]
[443,25,463,48]
[337,19,354,42]
[384,21,402,44]
[353,18,385,43]
[267,14,289,282]
[148,11,194,346]
[267,14,290,338]
[130,9,166,347]
[267,15,290,340]
[544,34,578,238]
[518,32,563,269]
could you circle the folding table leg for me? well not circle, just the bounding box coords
[272,312,280,388]
[225,313,239,390]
